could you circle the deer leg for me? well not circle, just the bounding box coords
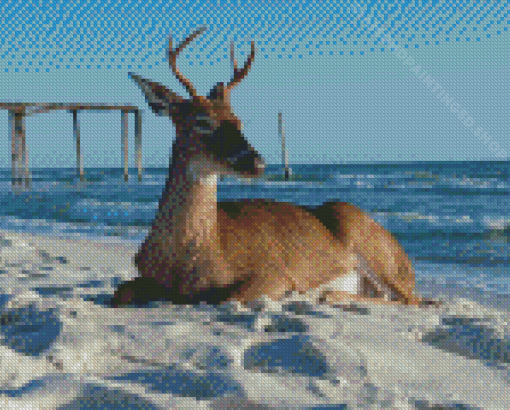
[110,276,172,307]
[319,290,441,307]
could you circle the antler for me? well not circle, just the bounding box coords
[230,41,238,72]
[226,40,255,90]
[168,27,206,98]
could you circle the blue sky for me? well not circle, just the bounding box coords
[0,0,508,168]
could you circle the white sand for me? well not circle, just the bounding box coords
[0,230,508,409]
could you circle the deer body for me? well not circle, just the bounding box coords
[111,27,436,308]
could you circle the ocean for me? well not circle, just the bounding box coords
[1,161,509,310]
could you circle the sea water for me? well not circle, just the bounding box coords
[1,161,509,310]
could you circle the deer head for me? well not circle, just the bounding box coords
[129,27,265,179]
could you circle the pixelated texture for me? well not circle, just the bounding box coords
[0,1,508,409]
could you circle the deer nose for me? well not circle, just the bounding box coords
[225,149,265,176]
[226,150,263,166]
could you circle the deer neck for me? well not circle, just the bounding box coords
[154,158,219,250]
[139,151,236,292]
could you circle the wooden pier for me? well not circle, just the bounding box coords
[0,103,143,187]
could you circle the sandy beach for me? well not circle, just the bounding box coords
[0,229,508,409]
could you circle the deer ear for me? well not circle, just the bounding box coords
[129,72,184,117]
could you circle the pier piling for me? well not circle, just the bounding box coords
[1,103,143,186]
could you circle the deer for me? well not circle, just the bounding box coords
[111,27,439,308]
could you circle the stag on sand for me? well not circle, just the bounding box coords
[111,27,439,308]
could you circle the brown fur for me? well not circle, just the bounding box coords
[111,27,439,308]
[114,199,429,307]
